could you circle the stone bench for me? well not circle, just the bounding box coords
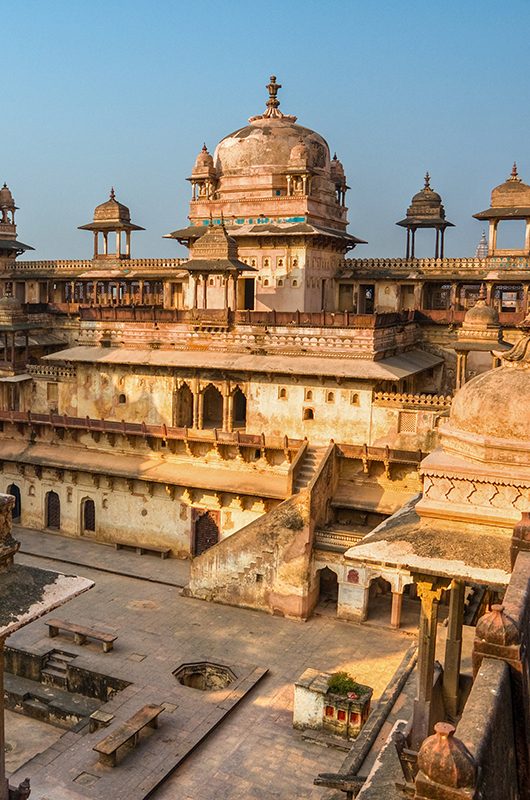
[114,541,171,559]
[46,618,117,653]
[93,704,164,767]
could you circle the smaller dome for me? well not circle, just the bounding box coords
[193,144,215,173]
[462,286,499,329]
[417,723,475,789]
[93,188,131,224]
[475,604,519,647]
[289,138,309,166]
[491,163,530,208]
[411,173,442,206]
[475,230,488,258]
[330,153,345,178]
[0,183,15,209]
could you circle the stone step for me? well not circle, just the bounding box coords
[41,667,69,688]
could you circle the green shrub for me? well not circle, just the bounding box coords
[327,671,363,696]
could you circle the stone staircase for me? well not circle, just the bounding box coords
[41,651,77,690]
[293,446,328,493]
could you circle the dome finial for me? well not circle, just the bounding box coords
[266,75,281,112]
[110,187,116,200]
[509,162,521,182]
[424,171,431,189]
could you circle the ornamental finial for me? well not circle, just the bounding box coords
[249,74,297,123]
[266,75,281,111]
[509,162,521,182]
[110,187,116,200]
[424,172,431,189]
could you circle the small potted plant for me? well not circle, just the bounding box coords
[323,671,373,739]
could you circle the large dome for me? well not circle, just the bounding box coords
[214,117,330,177]
[449,366,530,443]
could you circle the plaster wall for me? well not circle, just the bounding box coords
[246,380,372,444]
[293,676,325,730]
[2,468,263,557]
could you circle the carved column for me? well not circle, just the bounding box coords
[197,390,204,430]
[411,578,446,751]
[391,590,404,629]
[442,579,465,720]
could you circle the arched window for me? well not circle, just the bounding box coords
[202,384,223,429]
[233,387,247,429]
[278,387,287,400]
[305,389,313,401]
[278,258,284,267]
[82,498,96,533]
[118,393,126,404]
[292,279,298,288]
[7,484,21,522]
[326,391,335,403]
[263,279,269,287]
[46,491,61,530]
[303,408,314,421]
[263,258,270,268]
[277,279,284,287]
[350,392,359,406]
[175,383,193,427]
[292,258,298,267]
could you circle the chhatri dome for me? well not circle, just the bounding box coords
[461,284,499,330]
[213,76,331,176]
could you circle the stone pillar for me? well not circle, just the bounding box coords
[442,579,465,720]
[525,219,530,254]
[116,231,121,258]
[192,387,200,429]
[223,273,229,309]
[391,590,404,629]
[411,579,445,751]
[197,391,204,429]
[93,231,99,258]
[455,352,468,390]
[226,392,234,433]
[126,231,131,257]
[202,275,208,309]
[103,232,108,256]
[139,280,144,304]
[488,219,498,255]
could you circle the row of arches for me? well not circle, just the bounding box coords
[7,483,221,557]
[174,384,247,430]
[7,484,95,534]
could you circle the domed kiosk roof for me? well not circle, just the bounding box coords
[213,76,330,176]
[474,163,530,220]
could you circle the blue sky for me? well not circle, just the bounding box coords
[4,0,530,259]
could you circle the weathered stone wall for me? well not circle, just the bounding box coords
[456,659,517,800]
[1,467,266,557]
[187,445,338,618]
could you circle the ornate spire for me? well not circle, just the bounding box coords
[249,74,297,123]
[424,171,431,190]
[110,187,116,200]
[508,162,521,182]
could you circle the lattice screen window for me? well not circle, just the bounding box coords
[398,411,417,433]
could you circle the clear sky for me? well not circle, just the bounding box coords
[4,0,530,260]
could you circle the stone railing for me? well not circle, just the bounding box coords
[5,257,187,272]
[26,364,77,379]
[372,391,452,409]
[343,256,530,273]
[315,527,365,552]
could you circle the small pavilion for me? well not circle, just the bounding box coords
[397,173,454,259]
[0,183,33,260]
[341,331,530,748]
[182,220,256,310]
[78,188,144,260]
[473,163,530,256]
[452,284,511,388]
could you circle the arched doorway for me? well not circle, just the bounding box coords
[202,384,223,429]
[175,384,194,427]
[366,577,393,624]
[193,509,220,556]
[46,491,61,530]
[7,484,21,522]
[232,388,247,429]
[82,498,96,535]
[315,567,339,615]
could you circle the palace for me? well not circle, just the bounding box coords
[0,76,529,628]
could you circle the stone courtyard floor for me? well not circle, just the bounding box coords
[7,531,412,800]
